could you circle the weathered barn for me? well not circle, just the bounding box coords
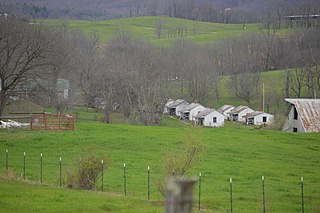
[243,111,274,126]
[194,108,224,128]
[178,103,206,121]
[282,99,320,132]
[228,106,254,122]
[218,104,235,120]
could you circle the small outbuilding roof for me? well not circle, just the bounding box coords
[228,105,250,114]
[285,98,320,132]
[243,111,272,118]
[194,108,216,118]
[179,103,202,113]
[218,104,235,113]
[166,99,187,108]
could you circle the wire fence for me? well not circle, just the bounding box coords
[0,148,314,213]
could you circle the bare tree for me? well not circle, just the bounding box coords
[0,17,55,116]
[75,31,102,109]
[154,19,166,39]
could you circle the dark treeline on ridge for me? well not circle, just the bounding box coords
[1,0,320,24]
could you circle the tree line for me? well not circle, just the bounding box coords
[1,17,320,125]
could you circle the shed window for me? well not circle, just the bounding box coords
[293,107,298,120]
[213,117,217,123]
[293,127,298,132]
[262,116,267,122]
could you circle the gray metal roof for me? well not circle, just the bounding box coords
[243,111,272,118]
[218,105,235,113]
[179,103,202,113]
[285,98,320,132]
[228,105,251,114]
[194,108,216,118]
[167,99,188,108]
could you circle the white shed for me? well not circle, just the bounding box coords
[165,99,189,116]
[194,108,225,128]
[228,105,254,122]
[218,104,235,120]
[163,99,174,114]
[243,111,274,125]
[178,103,206,121]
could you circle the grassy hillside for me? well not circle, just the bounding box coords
[1,121,319,212]
[39,16,262,46]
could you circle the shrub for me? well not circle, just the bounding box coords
[67,151,108,190]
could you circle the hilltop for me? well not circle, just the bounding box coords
[39,16,263,46]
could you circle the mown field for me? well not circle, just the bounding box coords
[38,16,263,46]
[1,120,319,212]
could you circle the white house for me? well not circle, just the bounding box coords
[243,111,274,125]
[194,108,225,127]
[218,104,235,120]
[164,99,189,116]
[228,105,254,122]
[178,103,206,121]
[282,98,320,132]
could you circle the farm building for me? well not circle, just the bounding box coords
[194,108,224,127]
[243,111,274,126]
[228,105,254,122]
[218,104,235,120]
[178,103,206,121]
[282,98,320,132]
[164,99,189,116]
[163,99,175,114]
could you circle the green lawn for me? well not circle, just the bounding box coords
[0,121,319,212]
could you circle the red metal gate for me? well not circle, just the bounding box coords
[30,113,74,130]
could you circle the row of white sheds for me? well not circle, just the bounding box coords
[164,99,274,128]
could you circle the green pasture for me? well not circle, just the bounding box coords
[0,120,319,212]
[38,16,261,46]
[0,180,162,213]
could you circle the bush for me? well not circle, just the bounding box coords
[67,151,108,190]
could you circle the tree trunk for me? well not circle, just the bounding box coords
[0,91,7,117]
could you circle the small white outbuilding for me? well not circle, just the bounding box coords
[193,108,225,128]
[178,103,206,121]
[218,104,235,120]
[228,105,254,122]
[243,111,274,125]
[164,99,189,116]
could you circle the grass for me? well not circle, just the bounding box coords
[0,179,162,213]
[38,16,263,46]
[0,120,319,212]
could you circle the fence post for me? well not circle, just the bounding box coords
[147,166,150,201]
[198,172,201,210]
[301,177,304,213]
[101,160,104,192]
[165,177,196,213]
[40,153,43,184]
[58,113,61,131]
[230,177,233,213]
[6,146,8,176]
[23,152,26,180]
[59,157,62,187]
[124,163,126,196]
[262,176,266,213]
